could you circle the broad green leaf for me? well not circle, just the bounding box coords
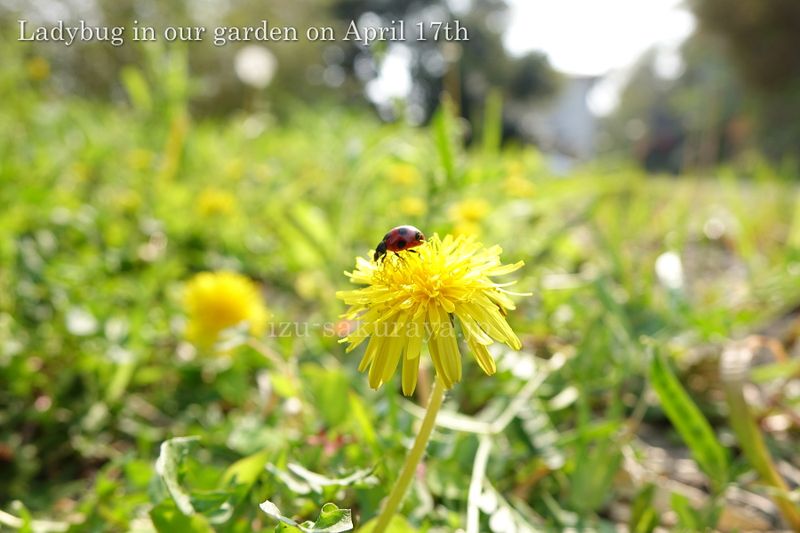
[348,392,378,452]
[313,503,352,531]
[286,463,377,492]
[221,448,271,487]
[266,462,312,495]
[190,492,234,524]
[649,350,728,491]
[301,364,350,428]
[150,501,213,533]
[259,500,353,532]
[154,436,201,515]
[265,463,376,495]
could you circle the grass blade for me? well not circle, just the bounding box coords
[721,344,800,530]
[649,349,729,492]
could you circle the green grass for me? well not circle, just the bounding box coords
[1,51,800,532]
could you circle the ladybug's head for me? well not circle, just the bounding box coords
[374,241,388,262]
[414,230,425,243]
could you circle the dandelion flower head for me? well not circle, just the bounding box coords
[184,271,268,349]
[337,234,524,396]
[196,187,237,217]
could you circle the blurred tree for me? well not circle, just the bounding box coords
[601,34,746,173]
[1,0,556,131]
[329,0,558,138]
[689,0,800,160]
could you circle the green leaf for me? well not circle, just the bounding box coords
[221,448,271,488]
[629,484,658,533]
[286,463,377,492]
[259,500,353,532]
[749,357,800,384]
[720,346,800,530]
[265,463,376,495]
[432,97,458,187]
[154,436,201,515]
[301,364,350,428]
[150,501,214,533]
[348,392,378,452]
[358,515,416,533]
[649,350,728,491]
[190,492,234,524]
[120,66,153,113]
[670,493,702,531]
[567,440,622,513]
[313,503,352,531]
[481,88,503,154]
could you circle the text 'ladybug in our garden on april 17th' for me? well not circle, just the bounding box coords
[374,225,426,262]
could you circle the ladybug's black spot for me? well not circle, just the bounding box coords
[396,239,406,249]
[398,227,409,236]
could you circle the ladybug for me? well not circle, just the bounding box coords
[374,225,426,262]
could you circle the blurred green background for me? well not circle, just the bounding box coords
[1,0,799,531]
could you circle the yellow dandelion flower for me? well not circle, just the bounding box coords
[398,196,427,217]
[449,198,490,224]
[503,174,536,198]
[453,221,481,237]
[196,187,237,217]
[337,234,524,396]
[27,56,50,81]
[184,271,268,349]
[387,163,421,186]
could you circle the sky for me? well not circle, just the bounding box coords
[503,0,696,114]
[504,0,695,76]
[366,0,697,116]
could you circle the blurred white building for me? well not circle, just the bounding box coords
[518,75,599,162]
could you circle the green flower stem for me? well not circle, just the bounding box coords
[373,378,446,532]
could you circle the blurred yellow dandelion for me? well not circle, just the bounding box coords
[26,56,50,81]
[453,221,481,237]
[387,163,421,186]
[503,174,536,198]
[449,198,490,223]
[337,234,524,396]
[398,196,427,217]
[184,271,267,349]
[196,187,237,217]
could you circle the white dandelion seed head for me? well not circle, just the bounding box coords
[234,45,277,89]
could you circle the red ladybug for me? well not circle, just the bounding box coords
[374,225,426,262]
